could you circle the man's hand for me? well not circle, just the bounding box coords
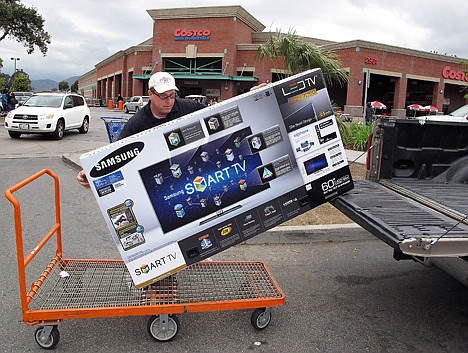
[250,82,269,91]
[77,169,90,188]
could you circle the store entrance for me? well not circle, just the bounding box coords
[179,86,203,99]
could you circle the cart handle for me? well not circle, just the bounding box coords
[5,169,63,311]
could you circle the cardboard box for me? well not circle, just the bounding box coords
[80,69,354,288]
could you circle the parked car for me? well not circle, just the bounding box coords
[416,104,468,123]
[13,92,33,108]
[185,95,207,104]
[13,92,33,104]
[123,96,149,113]
[4,93,90,140]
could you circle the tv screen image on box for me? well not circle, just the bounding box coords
[139,127,270,233]
[304,153,328,175]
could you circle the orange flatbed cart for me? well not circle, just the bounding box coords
[5,169,285,349]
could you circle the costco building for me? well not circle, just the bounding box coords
[78,5,468,118]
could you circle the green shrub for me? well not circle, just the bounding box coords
[336,114,351,146]
[336,116,371,151]
[348,123,371,151]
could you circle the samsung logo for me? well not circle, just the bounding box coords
[90,142,144,177]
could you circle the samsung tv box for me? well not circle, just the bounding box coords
[80,68,354,288]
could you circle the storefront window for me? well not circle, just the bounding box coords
[164,57,222,74]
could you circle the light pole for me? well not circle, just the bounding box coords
[11,57,20,73]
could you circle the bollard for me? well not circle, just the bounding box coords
[118,100,123,110]
[108,99,113,109]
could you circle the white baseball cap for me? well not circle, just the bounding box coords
[149,72,179,93]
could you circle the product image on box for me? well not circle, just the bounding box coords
[138,126,270,233]
[303,153,328,175]
[315,118,337,144]
[283,103,317,129]
[107,199,145,251]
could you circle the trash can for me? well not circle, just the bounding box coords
[108,99,113,110]
[118,100,124,110]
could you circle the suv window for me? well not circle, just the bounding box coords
[132,97,139,102]
[64,96,73,107]
[72,95,84,106]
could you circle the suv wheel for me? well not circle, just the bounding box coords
[124,106,129,114]
[8,131,21,139]
[134,106,139,112]
[52,119,65,140]
[79,117,89,134]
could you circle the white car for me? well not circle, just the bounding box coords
[4,93,90,140]
[185,95,207,104]
[416,104,468,123]
[123,96,149,113]
[13,92,33,108]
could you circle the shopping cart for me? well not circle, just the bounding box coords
[100,116,129,142]
[5,169,285,349]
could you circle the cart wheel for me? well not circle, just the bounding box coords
[147,314,179,342]
[251,308,272,330]
[34,325,60,349]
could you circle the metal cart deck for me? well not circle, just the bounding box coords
[5,169,285,349]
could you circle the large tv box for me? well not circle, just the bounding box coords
[80,69,354,288]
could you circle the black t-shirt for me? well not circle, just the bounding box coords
[118,97,206,140]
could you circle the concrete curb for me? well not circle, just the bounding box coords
[61,154,373,245]
[62,154,81,171]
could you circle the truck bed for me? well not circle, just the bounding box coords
[331,179,468,257]
[331,117,468,285]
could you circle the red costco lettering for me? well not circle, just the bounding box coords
[173,28,211,37]
[442,66,467,82]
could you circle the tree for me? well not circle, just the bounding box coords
[71,80,79,93]
[11,71,30,91]
[257,29,348,87]
[0,0,51,55]
[0,76,6,92]
[461,60,468,100]
[0,72,11,90]
[59,80,69,92]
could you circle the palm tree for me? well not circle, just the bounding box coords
[257,29,348,87]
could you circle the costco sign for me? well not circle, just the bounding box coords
[442,66,468,82]
[174,28,211,41]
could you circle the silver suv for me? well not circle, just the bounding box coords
[123,96,149,113]
[4,93,90,140]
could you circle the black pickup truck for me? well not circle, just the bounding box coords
[331,116,468,287]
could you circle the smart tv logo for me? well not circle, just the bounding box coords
[184,160,246,195]
[134,252,177,276]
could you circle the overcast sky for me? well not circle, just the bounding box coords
[1,0,467,81]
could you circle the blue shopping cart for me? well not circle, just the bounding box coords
[100,116,129,143]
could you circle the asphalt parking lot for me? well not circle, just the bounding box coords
[0,107,467,352]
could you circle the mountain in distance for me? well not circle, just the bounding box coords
[31,76,79,92]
